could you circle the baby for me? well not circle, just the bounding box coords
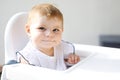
[17,3,80,70]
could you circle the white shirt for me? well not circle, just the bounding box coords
[17,40,74,70]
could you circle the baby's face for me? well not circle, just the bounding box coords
[26,14,63,49]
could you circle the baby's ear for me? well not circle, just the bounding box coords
[25,24,31,36]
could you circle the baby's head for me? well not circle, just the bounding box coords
[27,3,63,27]
[25,3,64,49]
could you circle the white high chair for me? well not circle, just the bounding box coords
[4,12,29,64]
[2,12,120,80]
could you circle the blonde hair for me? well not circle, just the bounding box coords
[27,3,63,25]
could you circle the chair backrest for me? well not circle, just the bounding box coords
[4,12,29,64]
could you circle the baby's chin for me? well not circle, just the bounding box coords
[43,44,59,48]
[41,43,60,49]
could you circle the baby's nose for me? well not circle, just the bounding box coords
[45,30,53,37]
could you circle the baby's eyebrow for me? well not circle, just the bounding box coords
[38,25,46,27]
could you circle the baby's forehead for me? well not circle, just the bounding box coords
[35,12,62,20]
[30,15,63,27]
[32,14,62,23]
[28,12,63,27]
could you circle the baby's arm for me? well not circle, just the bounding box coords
[65,54,80,64]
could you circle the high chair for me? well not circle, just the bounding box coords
[1,12,120,80]
[4,12,29,64]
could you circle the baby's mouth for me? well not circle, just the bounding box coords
[42,40,55,42]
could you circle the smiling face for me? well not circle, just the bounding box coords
[26,14,63,50]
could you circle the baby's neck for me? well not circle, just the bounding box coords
[39,47,54,56]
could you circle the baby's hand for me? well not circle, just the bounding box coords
[65,54,80,64]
